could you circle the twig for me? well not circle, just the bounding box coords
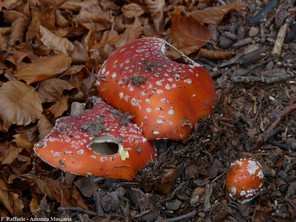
[163,181,187,202]
[237,47,266,65]
[203,184,213,212]
[262,102,296,139]
[286,196,296,212]
[211,172,227,184]
[249,0,278,25]
[252,98,296,150]
[231,69,293,83]
[158,210,197,222]
[267,138,290,150]
[272,23,288,56]
[260,20,266,43]
[58,206,122,218]
[233,38,252,49]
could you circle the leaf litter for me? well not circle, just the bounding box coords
[0,0,295,221]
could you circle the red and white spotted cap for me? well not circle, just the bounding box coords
[226,158,264,204]
[34,98,156,180]
[97,37,216,140]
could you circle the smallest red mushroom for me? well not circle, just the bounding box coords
[225,158,264,204]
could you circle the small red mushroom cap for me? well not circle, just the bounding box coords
[34,98,156,180]
[225,158,264,204]
[97,37,216,140]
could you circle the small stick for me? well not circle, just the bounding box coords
[161,210,197,222]
[224,32,239,41]
[260,20,266,43]
[252,98,296,150]
[231,74,291,84]
[163,181,187,202]
[231,69,293,83]
[233,38,252,49]
[249,0,278,25]
[263,103,296,138]
[203,184,213,212]
[272,23,288,56]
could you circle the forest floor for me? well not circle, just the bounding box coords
[0,0,295,221]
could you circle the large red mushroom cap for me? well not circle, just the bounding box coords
[34,98,156,180]
[97,37,216,140]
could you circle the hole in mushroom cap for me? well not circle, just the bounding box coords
[90,141,119,155]
[89,134,122,155]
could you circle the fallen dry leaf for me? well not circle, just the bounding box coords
[37,78,75,103]
[39,26,75,55]
[0,81,42,130]
[73,8,111,31]
[26,10,41,41]
[155,168,180,195]
[188,2,246,25]
[114,20,143,48]
[80,23,97,50]
[55,10,70,28]
[13,174,89,208]
[122,3,144,18]
[0,144,23,165]
[60,0,101,11]
[170,12,211,51]
[71,41,90,64]
[145,0,165,33]
[13,54,72,84]
[37,114,53,140]
[12,133,34,150]
[0,178,24,216]
[46,95,69,118]
[9,14,29,47]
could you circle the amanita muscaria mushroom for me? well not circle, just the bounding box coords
[97,37,216,140]
[34,98,156,180]
[226,158,264,204]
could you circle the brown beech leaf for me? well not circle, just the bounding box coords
[114,20,142,48]
[122,3,144,18]
[26,10,41,41]
[0,32,9,51]
[13,54,72,84]
[1,0,21,9]
[0,179,24,216]
[9,14,30,47]
[188,2,246,25]
[71,41,90,64]
[39,26,75,55]
[46,95,69,118]
[37,114,53,140]
[0,144,23,165]
[12,134,34,150]
[73,8,111,31]
[81,23,97,50]
[15,174,88,208]
[0,81,42,130]
[60,0,101,11]
[55,10,70,28]
[145,0,165,33]
[155,168,180,195]
[38,78,75,103]
[171,12,211,51]
[199,48,236,60]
